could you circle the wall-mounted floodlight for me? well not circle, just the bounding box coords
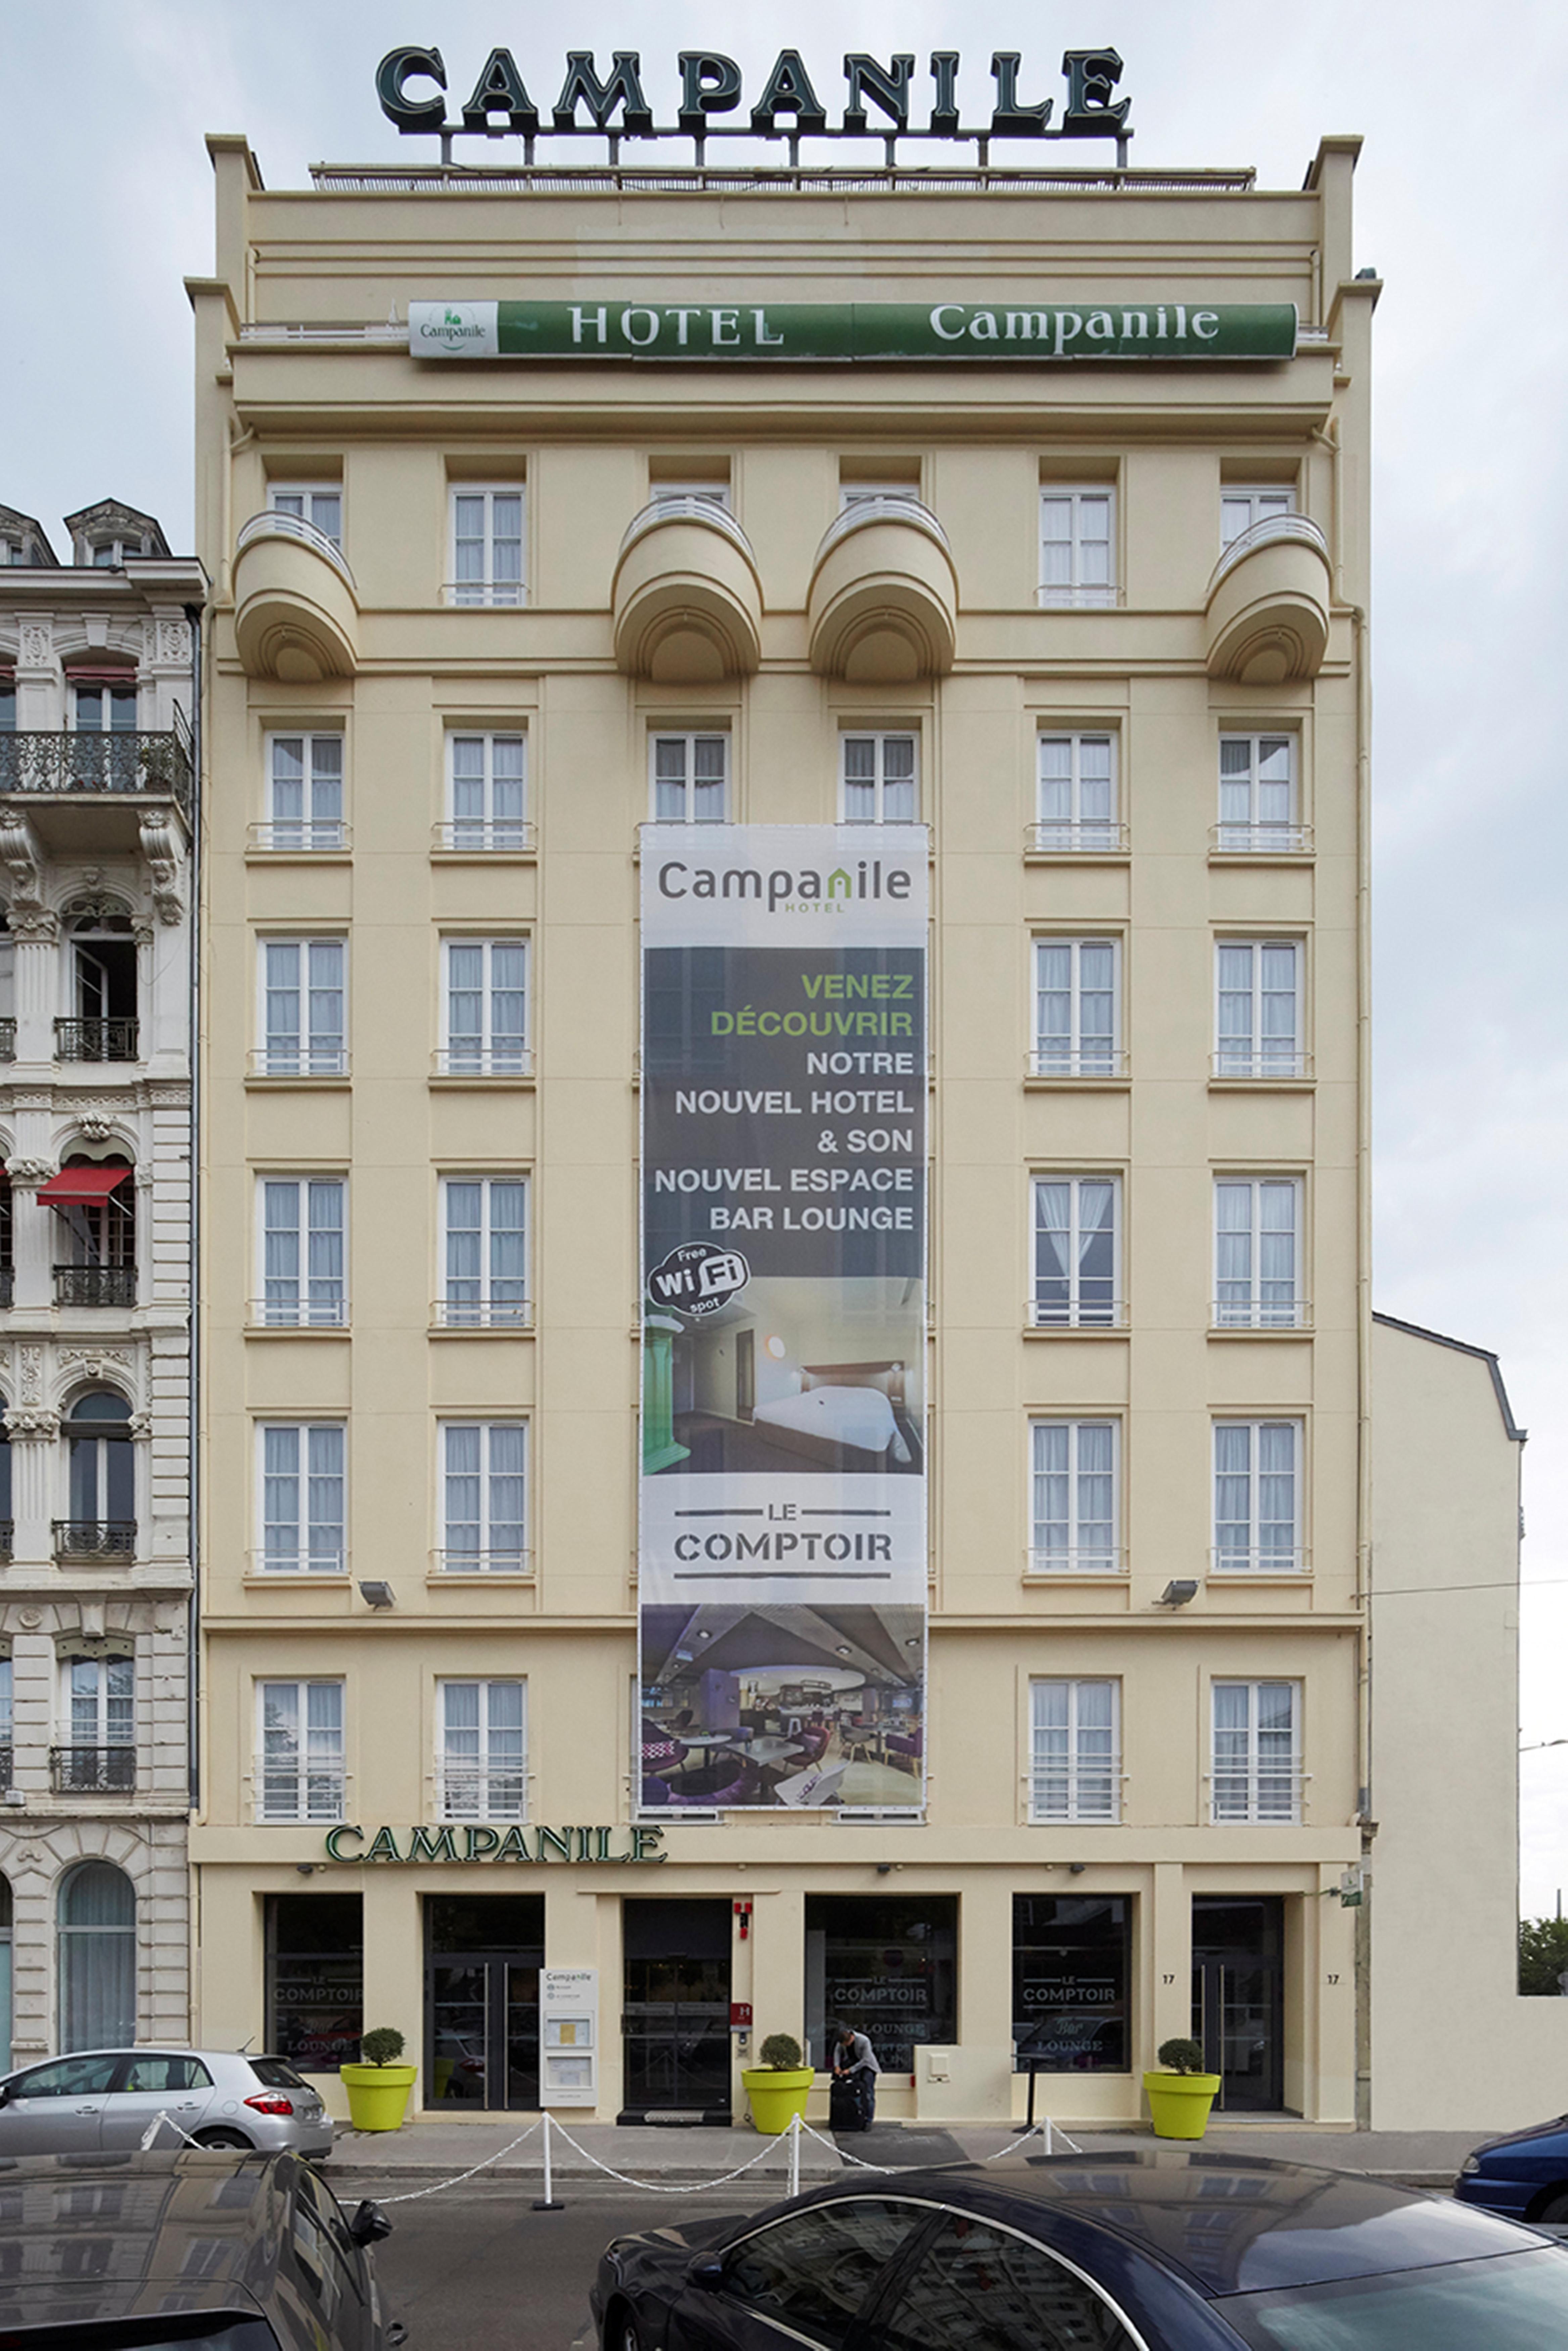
[358,1580,396,1610]
[1158,1579,1199,1608]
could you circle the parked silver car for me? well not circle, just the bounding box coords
[0,2046,334,2157]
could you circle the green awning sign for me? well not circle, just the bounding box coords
[409,299,1297,363]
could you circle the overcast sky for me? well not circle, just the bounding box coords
[6,1,1567,1902]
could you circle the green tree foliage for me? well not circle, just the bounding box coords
[1518,1917,1568,1996]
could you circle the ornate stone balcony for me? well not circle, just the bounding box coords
[612,498,763,681]
[807,498,958,682]
[233,511,359,680]
[1205,514,1332,684]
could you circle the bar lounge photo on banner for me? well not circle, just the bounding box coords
[640,826,928,1813]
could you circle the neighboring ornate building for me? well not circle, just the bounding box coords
[0,501,203,2057]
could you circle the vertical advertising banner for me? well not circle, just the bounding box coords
[640,827,928,1812]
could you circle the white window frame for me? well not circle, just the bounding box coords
[443,730,530,853]
[1213,1419,1304,1574]
[1028,1420,1120,1575]
[256,1421,347,1573]
[1032,937,1121,1077]
[448,483,525,607]
[437,1421,530,1573]
[1034,730,1120,852]
[1214,938,1304,1078]
[1039,486,1117,608]
[62,1653,134,1752]
[649,732,730,826]
[254,1175,347,1329]
[256,935,347,1077]
[267,484,343,551]
[1030,1174,1122,1329]
[437,1679,528,1820]
[437,1177,531,1328]
[1211,1679,1302,1822]
[438,938,531,1076]
[839,479,921,509]
[1029,1679,1121,1822]
[1214,1178,1304,1329]
[1220,486,1295,549]
[263,732,344,852]
[1216,733,1302,853]
[840,731,919,825]
[256,1680,345,1825]
[650,478,731,509]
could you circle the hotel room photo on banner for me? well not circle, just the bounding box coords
[640,826,928,1811]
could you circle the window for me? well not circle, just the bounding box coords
[1031,1176,1120,1328]
[259,1423,346,1572]
[266,734,344,850]
[803,1895,957,2073]
[1215,1179,1303,1328]
[840,479,921,508]
[1039,486,1116,607]
[1029,1681,1120,1822]
[0,1658,10,1770]
[63,903,138,1061]
[258,1681,345,1823]
[651,732,728,825]
[877,2210,1139,2351]
[651,477,731,509]
[441,939,529,1075]
[721,2202,923,2351]
[1214,1421,1303,1573]
[268,484,342,549]
[1221,486,1295,547]
[50,1155,135,1307]
[88,538,147,567]
[1212,1680,1301,1821]
[259,937,347,1076]
[257,1178,346,1328]
[449,485,524,606]
[1032,939,1119,1076]
[1217,733,1301,852]
[438,1179,529,1327]
[64,1654,134,1755]
[73,682,138,733]
[120,2054,212,2094]
[0,683,13,730]
[446,732,528,851]
[1013,1894,1131,2072]
[438,1680,526,1818]
[1029,1422,1119,1574]
[439,1422,528,1571]
[9,2052,122,2100]
[265,1893,363,2069]
[1215,939,1303,1077]
[841,733,918,825]
[56,1866,136,2051]
[1035,732,1119,852]
[62,1393,134,1553]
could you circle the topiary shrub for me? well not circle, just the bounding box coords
[358,2027,407,2068]
[758,2033,804,2071]
[1156,2037,1207,2075]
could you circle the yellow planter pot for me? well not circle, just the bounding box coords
[741,2068,814,2135]
[340,2064,418,2132]
[1142,2071,1221,2140]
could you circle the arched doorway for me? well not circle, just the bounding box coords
[58,1861,135,2050]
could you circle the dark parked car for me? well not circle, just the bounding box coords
[1457,2112,1568,2222]
[0,2147,403,2348]
[593,2147,1568,2350]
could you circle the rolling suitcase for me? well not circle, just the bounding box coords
[830,2071,868,2133]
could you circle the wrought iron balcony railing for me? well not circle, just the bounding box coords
[54,1266,136,1308]
[0,1272,12,1309]
[51,1745,136,1794]
[55,1018,139,1064]
[0,730,192,815]
[52,1519,136,1561]
[0,1524,12,1561]
[0,1021,14,1063]
[0,1746,11,1790]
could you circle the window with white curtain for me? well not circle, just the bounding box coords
[1029,1680,1120,1822]
[256,1177,346,1327]
[265,735,344,851]
[446,732,528,851]
[1031,1176,1120,1327]
[258,1423,345,1572]
[440,939,530,1075]
[64,1653,134,1756]
[1039,487,1116,607]
[257,1681,345,1822]
[57,1863,135,2051]
[1220,487,1295,548]
[449,485,524,605]
[1035,732,1119,852]
[1217,734,1299,852]
[1033,939,1120,1075]
[1029,1421,1119,1573]
[1213,1420,1303,1572]
[439,1422,528,1571]
[438,1680,527,1819]
[841,733,918,824]
[258,937,346,1075]
[651,733,728,824]
[1214,1179,1303,1328]
[438,1178,529,1326]
[268,484,342,549]
[1214,939,1303,1077]
[1212,1680,1301,1821]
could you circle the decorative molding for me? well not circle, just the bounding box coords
[59,1347,132,1375]
[4,1160,53,1190]
[132,921,155,948]
[4,1409,58,1441]
[7,911,57,945]
[146,1086,190,1108]
[127,1412,153,1443]
[0,813,45,927]
[153,618,192,667]
[17,1346,42,1404]
[17,623,50,669]
[138,814,184,926]
[14,1609,43,1631]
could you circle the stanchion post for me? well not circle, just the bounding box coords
[788,2111,800,2199]
[532,2110,564,2211]
[1014,2059,1038,2135]
[1044,2117,1053,2155]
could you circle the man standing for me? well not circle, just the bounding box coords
[833,2022,880,2128]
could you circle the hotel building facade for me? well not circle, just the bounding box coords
[188,122,1386,2127]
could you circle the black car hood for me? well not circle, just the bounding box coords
[617,2212,746,2257]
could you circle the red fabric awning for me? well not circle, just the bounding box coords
[35,1167,129,1207]
[64,667,138,688]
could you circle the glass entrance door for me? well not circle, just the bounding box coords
[621,1898,732,2120]
[1191,1896,1285,2112]
[425,1896,544,2111]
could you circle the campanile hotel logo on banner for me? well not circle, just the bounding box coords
[640,829,928,1810]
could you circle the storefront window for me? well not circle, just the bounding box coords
[805,1895,957,2074]
[266,1894,362,2070]
[1012,1894,1129,2073]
